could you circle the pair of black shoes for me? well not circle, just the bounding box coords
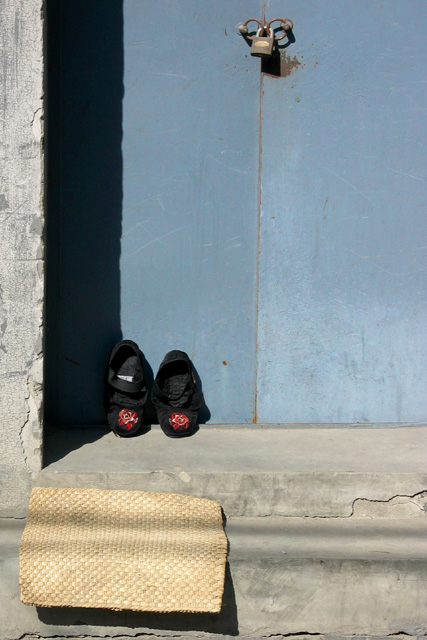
[105,340,201,438]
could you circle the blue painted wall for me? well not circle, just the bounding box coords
[45,0,426,425]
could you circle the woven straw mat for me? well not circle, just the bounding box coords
[19,487,227,613]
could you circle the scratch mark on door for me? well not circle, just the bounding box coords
[124,224,193,257]
[206,153,246,174]
[325,167,375,205]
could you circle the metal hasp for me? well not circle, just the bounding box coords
[238,17,294,58]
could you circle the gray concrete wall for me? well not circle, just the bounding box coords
[0,0,44,517]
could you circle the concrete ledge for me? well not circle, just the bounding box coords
[9,426,422,636]
[37,426,427,517]
[2,517,427,638]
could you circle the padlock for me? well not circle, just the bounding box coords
[250,27,275,58]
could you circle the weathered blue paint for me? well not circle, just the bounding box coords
[120,0,261,423]
[257,1,427,422]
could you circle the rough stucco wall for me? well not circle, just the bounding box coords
[0,0,44,517]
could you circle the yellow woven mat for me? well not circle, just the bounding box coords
[19,487,227,613]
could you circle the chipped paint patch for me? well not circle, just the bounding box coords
[0,194,9,211]
[280,54,302,77]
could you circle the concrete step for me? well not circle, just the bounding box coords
[4,426,424,636]
[1,516,426,638]
[37,426,427,518]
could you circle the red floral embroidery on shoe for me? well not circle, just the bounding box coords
[118,408,138,431]
[169,412,190,431]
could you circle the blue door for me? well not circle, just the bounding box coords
[120,1,261,423]
[257,0,427,422]
[45,0,427,425]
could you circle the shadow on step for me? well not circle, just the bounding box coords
[43,427,115,466]
[36,563,238,635]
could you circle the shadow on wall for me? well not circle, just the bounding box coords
[43,1,211,461]
[44,0,124,429]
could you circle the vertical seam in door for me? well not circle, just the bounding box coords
[253,19,265,423]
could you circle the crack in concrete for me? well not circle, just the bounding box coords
[18,635,184,640]
[350,490,427,517]
[15,635,427,640]
[263,634,323,638]
[19,348,43,473]
[386,635,427,640]
[19,376,32,471]
[253,491,427,519]
[262,635,427,639]
[30,107,43,128]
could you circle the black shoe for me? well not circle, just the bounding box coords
[105,340,147,437]
[152,350,201,438]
